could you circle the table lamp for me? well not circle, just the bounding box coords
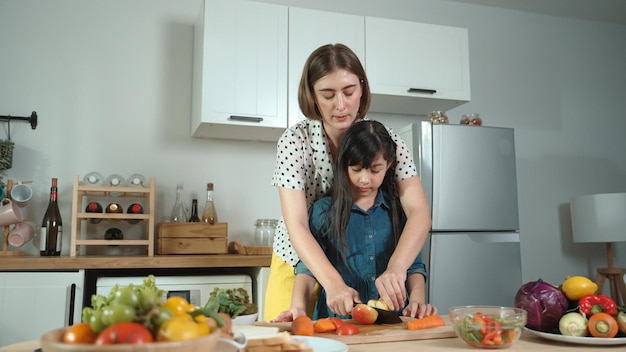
[570,192,626,305]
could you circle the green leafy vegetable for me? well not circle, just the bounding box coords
[203,287,258,318]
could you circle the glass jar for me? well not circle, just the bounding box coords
[428,111,449,124]
[254,219,278,246]
[460,113,482,125]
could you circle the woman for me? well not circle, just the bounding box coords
[266,43,432,320]
[274,120,436,321]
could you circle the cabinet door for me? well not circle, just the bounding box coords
[288,8,365,126]
[192,0,288,141]
[0,271,83,346]
[365,17,470,115]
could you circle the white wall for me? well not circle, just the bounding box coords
[1,0,625,290]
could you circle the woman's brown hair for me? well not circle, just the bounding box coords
[298,43,371,121]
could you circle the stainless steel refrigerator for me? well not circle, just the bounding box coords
[397,121,522,314]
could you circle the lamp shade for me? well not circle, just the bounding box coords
[570,192,626,243]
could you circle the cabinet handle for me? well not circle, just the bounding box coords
[407,88,437,95]
[67,283,76,325]
[229,115,264,123]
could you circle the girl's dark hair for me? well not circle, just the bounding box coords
[319,120,405,255]
[298,43,371,121]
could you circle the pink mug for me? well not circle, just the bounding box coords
[8,222,35,247]
[0,198,22,227]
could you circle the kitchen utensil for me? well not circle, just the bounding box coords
[0,198,22,227]
[10,181,33,205]
[448,305,526,349]
[8,222,34,247]
[354,303,402,324]
[254,317,455,344]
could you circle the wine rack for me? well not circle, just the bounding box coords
[69,174,156,256]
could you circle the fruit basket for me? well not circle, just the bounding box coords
[40,328,221,352]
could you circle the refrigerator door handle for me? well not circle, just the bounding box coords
[466,232,520,243]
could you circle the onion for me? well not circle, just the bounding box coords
[514,279,568,332]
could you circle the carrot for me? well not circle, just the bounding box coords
[407,315,446,330]
[588,312,619,338]
[314,317,337,333]
[291,315,314,336]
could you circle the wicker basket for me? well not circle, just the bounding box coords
[0,139,14,170]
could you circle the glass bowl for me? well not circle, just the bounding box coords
[448,305,526,349]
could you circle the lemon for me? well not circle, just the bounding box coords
[561,276,598,300]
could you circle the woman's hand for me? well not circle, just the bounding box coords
[325,283,361,316]
[271,307,307,322]
[375,267,407,311]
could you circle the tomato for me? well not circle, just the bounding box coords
[157,315,205,342]
[336,323,359,335]
[161,296,193,316]
[113,285,139,308]
[330,317,344,328]
[95,322,154,345]
[100,303,137,326]
[63,323,98,344]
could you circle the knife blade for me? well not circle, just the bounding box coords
[353,303,403,324]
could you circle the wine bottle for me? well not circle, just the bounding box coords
[85,201,103,224]
[127,203,143,224]
[105,202,123,223]
[188,199,200,222]
[40,178,62,256]
[106,174,125,196]
[170,184,188,222]
[127,174,146,188]
[201,183,218,224]
[83,172,104,186]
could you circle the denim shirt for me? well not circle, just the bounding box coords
[295,190,427,318]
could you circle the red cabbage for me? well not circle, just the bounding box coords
[514,279,568,332]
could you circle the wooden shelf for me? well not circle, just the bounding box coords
[69,174,156,256]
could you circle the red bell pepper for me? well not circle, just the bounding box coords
[578,294,618,316]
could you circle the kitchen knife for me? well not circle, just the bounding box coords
[354,303,403,324]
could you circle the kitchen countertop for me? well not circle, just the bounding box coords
[0,332,612,351]
[0,254,271,271]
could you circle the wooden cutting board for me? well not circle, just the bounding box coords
[254,317,456,345]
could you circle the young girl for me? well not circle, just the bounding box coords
[274,120,437,320]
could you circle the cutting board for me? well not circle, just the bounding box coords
[253,317,456,345]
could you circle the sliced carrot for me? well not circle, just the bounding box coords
[407,315,446,330]
[291,315,314,336]
[588,312,619,338]
[313,317,337,333]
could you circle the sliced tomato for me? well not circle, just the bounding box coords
[336,323,359,335]
[95,322,154,345]
[330,317,344,329]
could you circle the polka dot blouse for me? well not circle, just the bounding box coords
[270,118,418,266]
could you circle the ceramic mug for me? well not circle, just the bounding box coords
[10,182,33,205]
[0,198,22,227]
[8,222,35,247]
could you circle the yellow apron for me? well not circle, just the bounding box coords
[263,253,319,321]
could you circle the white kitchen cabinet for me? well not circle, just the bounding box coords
[365,17,471,115]
[191,0,288,142]
[0,270,83,346]
[287,8,365,127]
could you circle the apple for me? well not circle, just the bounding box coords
[352,303,378,325]
[367,299,390,311]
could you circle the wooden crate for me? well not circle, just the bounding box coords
[157,222,227,255]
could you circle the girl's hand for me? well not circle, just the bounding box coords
[271,307,307,322]
[325,283,361,316]
[375,268,407,311]
[402,301,438,319]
